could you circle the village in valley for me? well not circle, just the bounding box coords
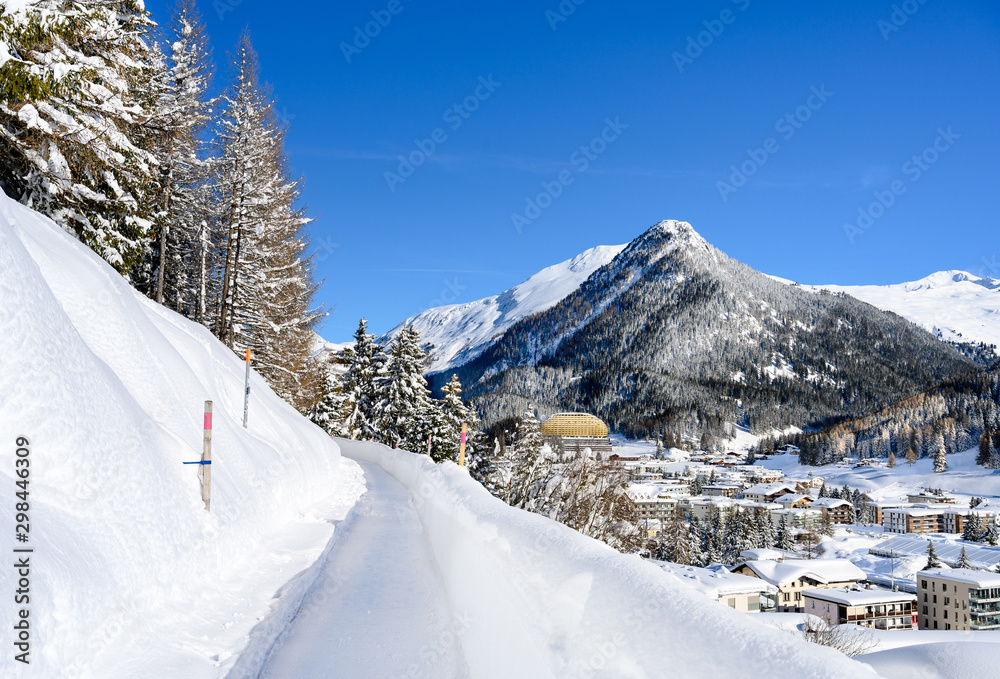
[538,411,1000,643]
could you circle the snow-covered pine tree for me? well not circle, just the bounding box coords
[754,507,775,548]
[435,374,477,463]
[979,428,995,468]
[140,0,215,310]
[663,507,701,565]
[985,523,1000,547]
[820,510,835,537]
[500,406,551,509]
[308,352,350,437]
[212,30,274,347]
[956,545,973,569]
[923,540,942,570]
[722,511,756,564]
[775,514,794,551]
[0,0,159,277]
[963,513,984,543]
[933,432,948,473]
[339,320,381,439]
[700,507,724,564]
[371,326,433,450]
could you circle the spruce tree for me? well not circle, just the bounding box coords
[933,433,948,473]
[963,514,984,543]
[373,326,432,450]
[775,515,794,551]
[0,0,160,276]
[979,429,994,468]
[341,319,382,440]
[984,523,1000,547]
[956,545,973,569]
[923,540,942,570]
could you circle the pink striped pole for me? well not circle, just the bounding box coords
[459,422,468,467]
[202,401,212,511]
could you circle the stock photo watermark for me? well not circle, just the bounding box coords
[844,126,959,243]
[878,0,930,40]
[341,0,413,63]
[717,85,833,201]
[384,75,502,192]
[511,116,628,233]
[546,0,587,31]
[673,0,751,73]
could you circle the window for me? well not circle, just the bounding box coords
[934,621,938,629]
[933,595,937,604]
[946,623,951,630]
[943,584,948,592]
[923,606,927,614]
[921,580,927,589]
[945,598,950,606]
[924,594,927,602]
[944,610,948,619]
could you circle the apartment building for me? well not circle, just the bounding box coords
[731,559,866,613]
[918,569,1000,631]
[803,587,916,630]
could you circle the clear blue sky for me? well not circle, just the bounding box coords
[146,0,1000,339]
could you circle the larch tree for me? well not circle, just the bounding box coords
[141,0,215,312]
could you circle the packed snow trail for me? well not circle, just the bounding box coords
[255,460,470,679]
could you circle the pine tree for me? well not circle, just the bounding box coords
[699,507,723,564]
[956,545,973,569]
[0,0,160,276]
[307,354,348,436]
[820,510,835,537]
[963,514,985,543]
[754,507,775,549]
[775,515,794,551]
[923,540,942,570]
[437,374,476,463]
[663,507,702,565]
[372,326,432,450]
[340,319,382,440]
[984,523,1000,547]
[933,433,948,473]
[979,429,994,468]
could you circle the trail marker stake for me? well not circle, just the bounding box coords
[243,348,251,429]
[202,400,212,511]
[459,422,467,467]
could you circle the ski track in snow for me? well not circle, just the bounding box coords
[256,461,470,679]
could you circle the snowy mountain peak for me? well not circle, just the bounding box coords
[790,271,1000,348]
[385,242,626,373]
[903,270,1000,292]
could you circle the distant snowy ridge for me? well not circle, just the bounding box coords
[782,270,1000,348]
[384,243,626,373]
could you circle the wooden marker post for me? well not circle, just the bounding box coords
[202,400,213,511]
[242,348,251,429]
[458,422,467,467]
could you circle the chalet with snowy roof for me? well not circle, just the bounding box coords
[774,494,813,510]
[730,559,866,613]
[809,497,854,524]
[742,483,797,504]
[803,587,917,630]
[918,569,1000,630]
[658,562,778,612]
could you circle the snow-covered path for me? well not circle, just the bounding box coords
[256,460,470,679]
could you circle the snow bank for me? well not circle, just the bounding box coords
[860,641,1000,679]
[341,439,880,678]
[0,195,356,677]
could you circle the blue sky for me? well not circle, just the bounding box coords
[147,0,999,339]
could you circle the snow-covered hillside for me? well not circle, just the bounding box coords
[0,195,358,677]
[794,271,1000,348]
[384,244,625,373]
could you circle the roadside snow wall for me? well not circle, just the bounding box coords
[0,195,347,677]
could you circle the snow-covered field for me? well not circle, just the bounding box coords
[0,195,360,677]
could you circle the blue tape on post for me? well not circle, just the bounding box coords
[182,460,212,465]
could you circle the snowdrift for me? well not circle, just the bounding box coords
[0,195,353,677]
[341,439,880,679]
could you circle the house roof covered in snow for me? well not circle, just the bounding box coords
[802,587,916,606]
[743,482,796,497]
[658,562,778,598]
[809,498,852,509]
[735,559,866,588]
[920,568,1000,588]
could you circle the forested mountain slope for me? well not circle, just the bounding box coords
[435,220,979,443]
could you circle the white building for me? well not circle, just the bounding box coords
[803,587,917,630]
[657,562,778,612]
